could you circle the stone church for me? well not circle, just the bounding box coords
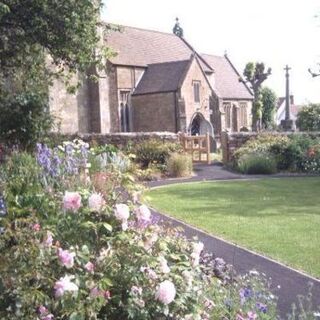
[49,21,253,140]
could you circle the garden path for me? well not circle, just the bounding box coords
[147,164,320,317]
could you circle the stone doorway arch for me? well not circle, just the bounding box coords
[189,112,214,137]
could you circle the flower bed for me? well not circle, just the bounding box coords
[1,139,314,319]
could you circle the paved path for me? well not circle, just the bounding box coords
[147,165,320,317]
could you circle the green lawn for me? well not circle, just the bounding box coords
[147,178,320,278]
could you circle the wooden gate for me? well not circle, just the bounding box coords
[180,133,211,164]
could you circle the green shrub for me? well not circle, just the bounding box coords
[133,139,182,168]
[167,153,193,177]
[237,152,277,174]
[0,92,52,150]
[296,103,320,131]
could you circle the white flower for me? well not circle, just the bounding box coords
[158,256,170,274]
[114,204,130,221]
[88,193,105,212]
[136,205,151,222]
[54,275,78,298]
[192,242,204,255]
[121,221,128,231]
[155,280,176,305]
[143,233,158,250]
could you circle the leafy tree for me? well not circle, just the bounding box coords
[261,86,277,129]
[243,62,272,131]
[0,0,115,147]
[296,103,320,131]
[0,0,111,76]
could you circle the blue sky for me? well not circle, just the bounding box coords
[102,0,320,105]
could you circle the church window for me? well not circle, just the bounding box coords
[119,91,131,132]
[224,103,231,128]
[239,102,248,127]
[193,81,200,103]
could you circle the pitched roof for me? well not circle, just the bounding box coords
[133,60,190,95]
[105,25,212,72]
[201,54,253,100]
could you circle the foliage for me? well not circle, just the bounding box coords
[0,142,211,319]
[243,62,272,131]
[237,152,277,174]
[261,86,277,129]
[296,104,320,131]
[0,0,111,76]
[233,134,320,173]
[132,139,183,168]
[167,153,193,177]
[0,91,52,150]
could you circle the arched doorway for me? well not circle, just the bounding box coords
[189,113,214,137]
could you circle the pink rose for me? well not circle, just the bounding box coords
[114,203,130,221]
[155,280,176,305]
[63,191,81,212]
[88,193,105,212]
[32,223,41,231]
[85,261,95,273]
[54,275,78,298]
[136,205,151,222]
[58,248,76,269]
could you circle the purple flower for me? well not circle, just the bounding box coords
[256,302,268,313]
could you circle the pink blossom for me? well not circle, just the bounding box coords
[32,223,41,232]
[58,248,76,269]
[43,231,53,247]
[155,280,176,305]
[136,205,151,222]
[38,306,54,320]
[63,191,81,212]
[90,287,111,300]
[131,286,143,295]
[54,275,78,298]
[88,193,105,212]
[85,261,95,273]
[114,203,130,221]
[247,311,257,320]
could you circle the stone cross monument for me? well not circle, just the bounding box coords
[281,65,294,131]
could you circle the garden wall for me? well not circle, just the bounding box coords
[49,132,179,148]
[221,131,320,164]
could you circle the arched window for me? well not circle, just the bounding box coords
[119,91,130,132]
[239,102,248,127]
[223,103,231,129]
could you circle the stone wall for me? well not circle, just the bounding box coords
[131,92,177,132]
[221,131,320,164]
[50,132,179,149]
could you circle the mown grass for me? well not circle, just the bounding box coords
[147,178,320,278]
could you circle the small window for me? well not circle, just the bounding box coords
[193,81,200,103]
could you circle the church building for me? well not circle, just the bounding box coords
[49,20,253,141]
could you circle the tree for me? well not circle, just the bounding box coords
[0,0,115,147]
[0,0,111,76]
[243,62,272,131]
[296,103,320,131]
[261,86,277,129]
